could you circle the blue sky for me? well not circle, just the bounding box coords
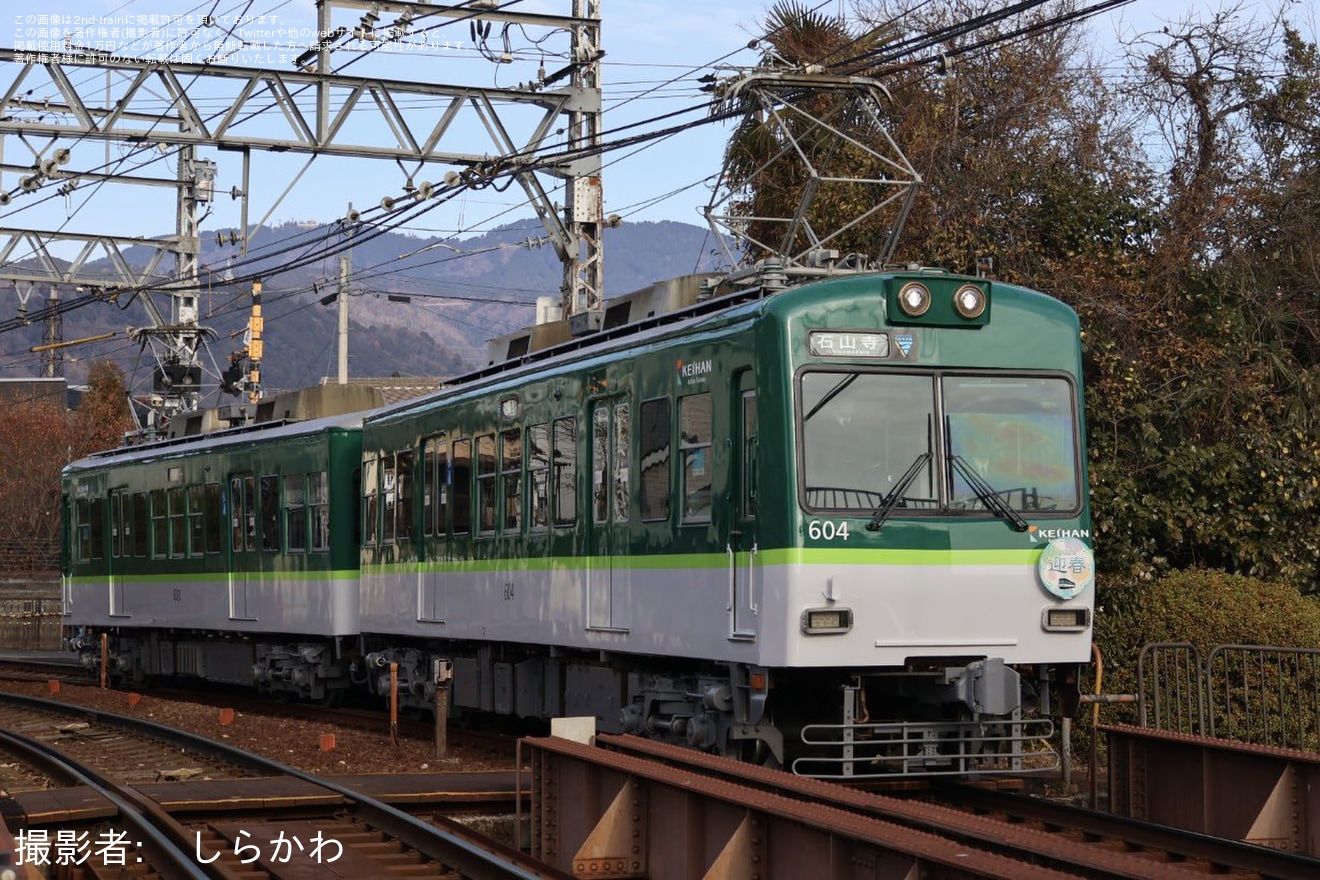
[2,0,1301,253]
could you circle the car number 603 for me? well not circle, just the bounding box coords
[807,520,850,541]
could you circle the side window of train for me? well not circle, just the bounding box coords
[553,417,576,528]
[452,438,472,535]
[168,486,186,558]
[423,435,449,537]
[243,476,257,551]
[382,454,397,545]
[229,475,257,552]
[109,489,125,559]
[187,485,205,557]
[132,491,148,557]
[362,455,379,548]
[285,474,306,554]
[229,478,243,553]
[89,497,104,561]
[74,497,103,562]
[527,423,550,530]
[639,398,671,522]
[310,472,330,552]
[150,489,167,559]
[680,393,714,522]
[593,402,631,524]
[203,482,222,554]
[592,408,609,524]
[501,427,522,532]
[477,433,497,534]
[614,402,630,524]
[743,390,758,519]
[397,449,414,543]
[260,475,280,552]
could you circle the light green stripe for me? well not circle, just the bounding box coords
[72,569,357,585]
[367,547,1043,576]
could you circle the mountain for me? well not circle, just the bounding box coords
[0,219,720,398]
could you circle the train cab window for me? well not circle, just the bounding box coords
[150,489,168,559]
[639,398,671,522]
[800,372,933,513]
[203,482,222,554]
[527,423,550,530]
[310,472,330,552]
[553,417,576,527]
[382,455,398,544]
[943,376,1081,513]
[187,485,205,557]
[285,474,307,553]
[362,455,379,548]
[397,450,414,542]
[477,433,497,534]
[260,475,280,552]
[168,487,186,558]
[452,439,472,535]
[132,491,148,557]
[680,393,713,522]
[501,428,522,532]
[424,436,448,536]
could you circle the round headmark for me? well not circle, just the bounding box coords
[1037,537,1095,600]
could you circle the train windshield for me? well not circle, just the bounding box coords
[799,371,1079,516]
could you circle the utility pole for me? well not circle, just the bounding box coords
[0,0,609,413]
[337,255,350,385]
[562,0,605,331]
[126,145,216,429]
[40,285,61,378]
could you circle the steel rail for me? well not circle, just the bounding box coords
[592,732,1287,879]
[0,691,568,880]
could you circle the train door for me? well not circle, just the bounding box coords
[227,474,258,620]
[588,399,631,632]
[731,373,759,639]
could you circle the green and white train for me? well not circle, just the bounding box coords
[64,264,1093,777]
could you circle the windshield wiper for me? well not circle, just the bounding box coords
[950,455,1030,532]
[803,373,858,422]
[866,452,932,532]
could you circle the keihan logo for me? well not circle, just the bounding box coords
[677,358,713,379]
[1028,525,1092,543]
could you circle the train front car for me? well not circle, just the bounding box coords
[356,266,1089,779]
[761,270,1092,778]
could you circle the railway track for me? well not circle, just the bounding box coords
[0,692,564,879]
[520,732,1320,880]
[0,656,524,754]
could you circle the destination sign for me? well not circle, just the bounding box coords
[808,331,889,358]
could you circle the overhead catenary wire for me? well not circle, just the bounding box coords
[0,0,1164,362]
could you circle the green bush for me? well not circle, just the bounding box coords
[1096,569,1320,675]
[1090,569,1320,746]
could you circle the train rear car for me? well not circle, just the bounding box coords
[62,414,364,701]
[358,265,1092,777]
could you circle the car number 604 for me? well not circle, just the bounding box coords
[807,520,850,541]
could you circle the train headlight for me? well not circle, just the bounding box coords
[896,282,931,317]
[801,606,853,634]
[953,284,987,319]
[1042,607,1090,631]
